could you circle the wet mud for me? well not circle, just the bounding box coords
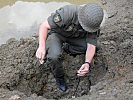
[0,37,107,99]
[0,0,133,100]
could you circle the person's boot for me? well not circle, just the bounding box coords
[55,77,67,92]
[48,59,67,92]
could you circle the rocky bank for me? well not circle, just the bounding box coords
[0,0,133,100]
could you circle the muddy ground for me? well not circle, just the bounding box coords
[0,0,133,100]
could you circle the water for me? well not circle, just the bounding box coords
[0,0,107,45]
[0,0,100,8]
[0,1,70,45]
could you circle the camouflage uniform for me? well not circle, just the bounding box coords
[46,5,99,78]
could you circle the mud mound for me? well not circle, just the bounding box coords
[0,0,133,100]
[0,37,107,99]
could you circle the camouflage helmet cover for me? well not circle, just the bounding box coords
[78,3,104,32]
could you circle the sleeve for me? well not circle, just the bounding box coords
[86,32,98,46]
[47,8,64,29]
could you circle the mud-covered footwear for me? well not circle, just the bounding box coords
[55,77,67,92]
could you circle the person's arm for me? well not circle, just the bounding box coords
[77,43,96,76]
[85,43,96,63]
[36,20,51,61]
[36,6,64,63]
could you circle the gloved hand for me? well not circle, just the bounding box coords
[36,47,46,64]
[77,63,90,76]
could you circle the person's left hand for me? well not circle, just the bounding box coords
[77,63,90,76]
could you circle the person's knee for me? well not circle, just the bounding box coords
[47,54,61,60]
[47,47,62,60]
[46,34,62,59]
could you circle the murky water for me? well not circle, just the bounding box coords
[0,0,100,8]
[0,0,107,45]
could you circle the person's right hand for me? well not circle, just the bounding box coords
[36,47,46,64]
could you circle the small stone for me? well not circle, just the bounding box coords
[99,92,106,95]
[126,80,133,84]
[0,94,5,98]
[6,38,16,44]
[39,60,44,64]
[9,95,21,100]
[101,41,110,45]
[72,96,75,98]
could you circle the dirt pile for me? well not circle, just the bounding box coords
[0,0,133,100]
[0,37,107,99]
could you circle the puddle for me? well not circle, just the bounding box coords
[0,0,100,8]
[0,1,70,45]
[0,1,107,45]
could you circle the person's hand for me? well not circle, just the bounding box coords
[36,47,46,64]
[77,63,90,76]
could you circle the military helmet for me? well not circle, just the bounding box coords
[78,3,104,32]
